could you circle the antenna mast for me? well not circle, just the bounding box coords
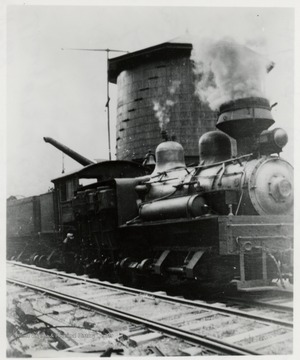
[62,47,129,160]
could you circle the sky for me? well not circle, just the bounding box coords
[4,2,296,197]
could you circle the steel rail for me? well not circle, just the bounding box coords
[224,295,293,313]
[7,261,293,328]
[7,277,258,356]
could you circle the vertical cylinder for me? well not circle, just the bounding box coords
[109,43,218,164]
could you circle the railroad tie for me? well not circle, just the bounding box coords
[182,313,228,332]
[168,311,213,326]
[224,324,278,344]
[180,346,204,356]
[120,328,148,339]
[246,330,293,351]
[129,332,164,347]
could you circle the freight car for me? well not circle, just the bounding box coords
[6,191,58,265]
[7,96,293,291]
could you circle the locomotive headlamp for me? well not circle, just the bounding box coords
[273,128,288,148]
[259,128,288,154]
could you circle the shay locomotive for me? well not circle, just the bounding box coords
[7,95,293,291]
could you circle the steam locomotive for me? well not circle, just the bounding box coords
[7,96,293,291]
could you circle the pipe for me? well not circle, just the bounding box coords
[43,137,96,166]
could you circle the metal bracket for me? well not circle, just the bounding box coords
[185,250,205,279]
[153,250,171,275]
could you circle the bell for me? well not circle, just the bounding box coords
[142,150,156,166]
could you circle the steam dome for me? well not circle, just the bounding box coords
[152,140,186,175]
[199,131,232,165]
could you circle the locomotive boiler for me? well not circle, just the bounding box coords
[136,97,293,220]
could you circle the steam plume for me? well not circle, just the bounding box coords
[153,80,181,131]
[153,99,175,131]
[191,38,270,110]
[168,80,181,95]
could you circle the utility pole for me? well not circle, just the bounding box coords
[62,47,129,160]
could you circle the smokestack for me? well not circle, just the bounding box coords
[216,97,275,155]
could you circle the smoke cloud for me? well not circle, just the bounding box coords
[191,37,270,111]
[153,80,181,131]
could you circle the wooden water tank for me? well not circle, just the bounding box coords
[108,40,217,164]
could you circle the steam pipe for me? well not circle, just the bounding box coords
[43,137,96,166]
[161,130,169,141]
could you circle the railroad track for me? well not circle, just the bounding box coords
[222,292,293,314]
[8,282,216,357]
[7,261,293,356]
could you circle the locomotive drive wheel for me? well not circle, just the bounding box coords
[116,258,139,287]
